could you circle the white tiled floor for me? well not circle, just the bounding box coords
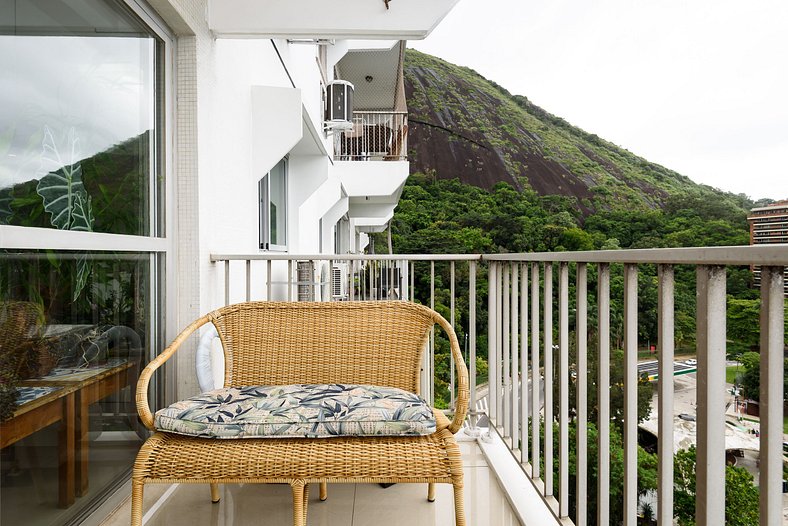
[101,441,522,526]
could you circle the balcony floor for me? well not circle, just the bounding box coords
[101,440,522,526]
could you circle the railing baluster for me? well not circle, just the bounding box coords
[469,261,478,431]
[503,264,511,439]
[245,260,251,301]
[496,262,504,430]
[531,262,541,483]
[598,263,610,526]
[623,264,638,526]
[558,262,569,518]
[488,262,498,428]
[266,259,272,299]
[350,260,356,301]
[576,263,588,526]
[450,261,456,411]
[544,262,553,497]
[410,261,414,302]
[328,259,334,302]
[287,259,293,301]
[658,265,674,526]
[430,261,435,407]
[760,266,784,526]
[224,260,230,305]
[511,263,519,452]
[389,259,395,301]
[695,265,726,526]
[520,263,529,468]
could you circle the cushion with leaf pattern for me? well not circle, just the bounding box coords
[154,384,436,439]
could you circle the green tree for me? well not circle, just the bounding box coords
[569,346,654,431]
[739,351,761,401]
[545,420,658,525]
[674,446,759,526]
[727,299,761,356]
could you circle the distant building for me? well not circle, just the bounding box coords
[747,200,788,294]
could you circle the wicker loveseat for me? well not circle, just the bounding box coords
[132,301,469,526]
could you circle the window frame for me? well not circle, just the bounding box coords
[259,157,288,251]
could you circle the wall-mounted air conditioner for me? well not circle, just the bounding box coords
[324,80,354,131]
[297,260,315,301]
[331,262,349,300]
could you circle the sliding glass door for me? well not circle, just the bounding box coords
[0,1,171,524]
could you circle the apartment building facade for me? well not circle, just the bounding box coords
[747,200,788,294]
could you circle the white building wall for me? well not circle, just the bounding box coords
[147,0,409,399]
[147,0,215,400]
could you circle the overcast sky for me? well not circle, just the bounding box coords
[411,0,788,201]
[0,36,153,189]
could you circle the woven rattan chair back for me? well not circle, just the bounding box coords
[209,301,433,393]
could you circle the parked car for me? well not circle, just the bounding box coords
[684,359,697,366]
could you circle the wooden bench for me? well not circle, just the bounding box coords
[132,301,468,526]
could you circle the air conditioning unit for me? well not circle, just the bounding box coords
[324,80,354,131]
[331,262,349,300]
[297,260,315,301]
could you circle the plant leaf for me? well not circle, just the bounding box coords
[70,191,94,232]
[34,127,95,301]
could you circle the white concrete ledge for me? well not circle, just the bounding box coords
[476,427,563,526]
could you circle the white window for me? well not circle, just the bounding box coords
[259,157,288,250]
[334,215,349,253]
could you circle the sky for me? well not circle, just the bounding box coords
[0,36,154,189]
[410,0,788,201]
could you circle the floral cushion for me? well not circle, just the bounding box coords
[154,384,436,439]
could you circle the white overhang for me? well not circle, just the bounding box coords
[336,42,401,110]
[347,201,396,219]
[207,0,460,39]
[252,86,303,174]
[333,160,408,198]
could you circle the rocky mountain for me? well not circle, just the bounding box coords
[404,49,743,215]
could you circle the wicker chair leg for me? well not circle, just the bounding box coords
[130,480,144,526]
[319,481,327,501]
[210,483,221,503]
[453,482,466,526]
[303,483,310,524]
[291,481,306,526]
[427,483,436,502]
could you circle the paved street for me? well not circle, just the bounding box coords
[637,359,696,380]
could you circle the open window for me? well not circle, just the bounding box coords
[259,157,288,250]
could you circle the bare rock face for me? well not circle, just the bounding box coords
[404,50,689,214]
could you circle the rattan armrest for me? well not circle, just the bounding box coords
[432,313,469,434]
[135,315,211,430]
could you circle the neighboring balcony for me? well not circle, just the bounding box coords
[332,111,410,232]
[333,111,408,162]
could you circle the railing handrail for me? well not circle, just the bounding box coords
[352,110,408,115]
[211,244,788,266]
[211,253,483,262]
[482,244,788,265]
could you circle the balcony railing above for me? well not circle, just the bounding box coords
[332,111,408,162]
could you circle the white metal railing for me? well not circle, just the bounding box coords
[211,245,788,526]
[332,111,408,161]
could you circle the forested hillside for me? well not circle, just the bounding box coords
[404,49,757,215]
[384,52,778,416]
